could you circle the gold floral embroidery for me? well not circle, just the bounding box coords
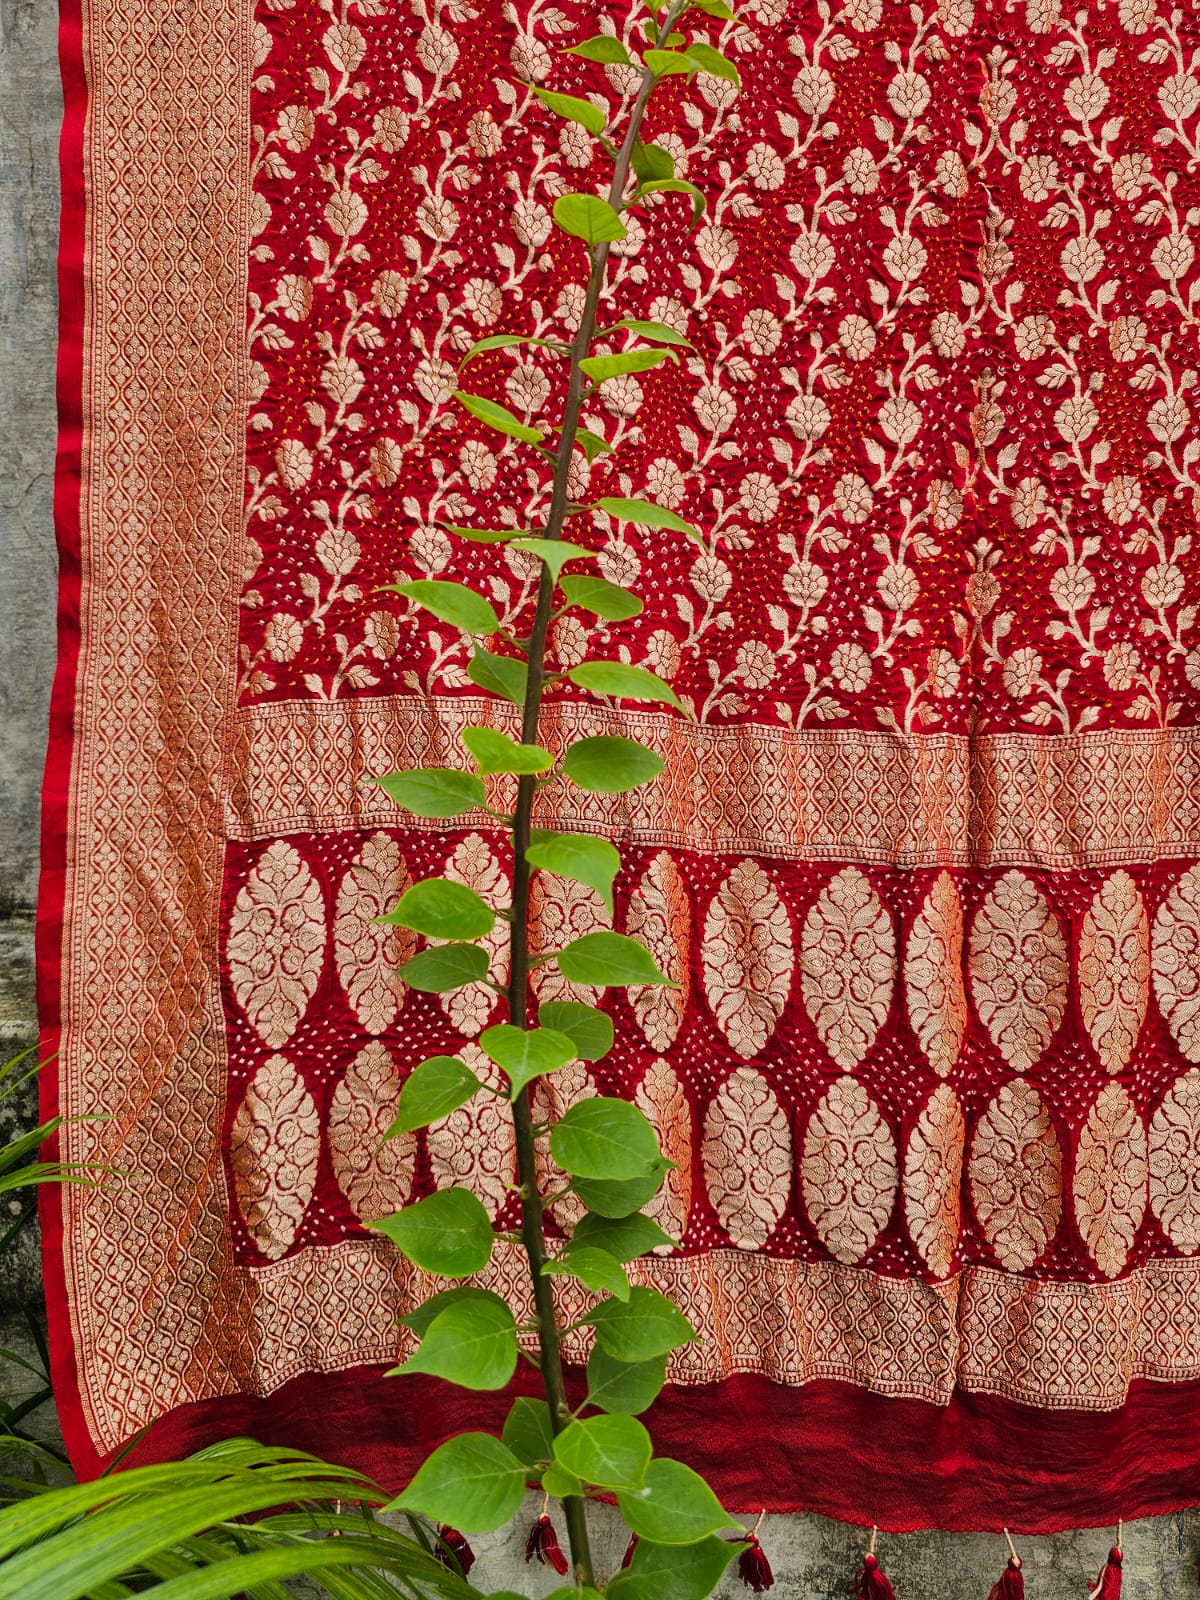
[1075,1083,1148,1280]
[801,1075,898,1265]
[1153,863,1200,1064]
[701,861,792,1059]
[968,872,1067,1072]
[701,1066,791,1249]
[904,872,966,1078]
[801,868,895,1072]
[427,1044,516,1221]
[530,878,611,1009]
[626,853,692,1052]
[969,1079,1063,1272]
[230,1054,320,1261]
[328,1042,415,1224]
[635,1059,693,1245]
[227,841,326,1048]
[333,833,412,1034]
[1079,870,1149,1074]
[1149,1069,1200,1255]
[903,1084,964,1279]
[440,834,509,1037]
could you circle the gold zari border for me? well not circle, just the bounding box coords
[232,697,1200,870]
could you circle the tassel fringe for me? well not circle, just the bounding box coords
[1090,1546,1122,1600]
[731,1512,774,1593]
[435,1526,475,1577]
[525,1512,569,1577]
[989,1529,1024,1600]
[855,1531,897,1599]
[621,1533,639,1569]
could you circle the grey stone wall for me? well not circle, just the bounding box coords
[0,1,1197,1592]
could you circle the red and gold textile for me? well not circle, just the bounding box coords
[42,0,1200,1531]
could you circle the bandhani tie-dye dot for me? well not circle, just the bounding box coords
[42,0,1200,1531]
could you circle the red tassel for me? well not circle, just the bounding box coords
[737,1534,775,1593]
[1091,1547,1122,1600]
[989,1558,1025,1600]
[855,1553,897,1600]
[435,1526,475,1577]
[621,1533,639,1569]
[525,1513,569,1576]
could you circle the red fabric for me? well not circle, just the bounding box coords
[42,0,1200,1537]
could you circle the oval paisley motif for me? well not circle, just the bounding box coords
[328,1041,416,1223]
[441,833,510,1037]
[634,1058,693,1246]
[230,1053,319,1261]
[801,1075,898,1265]
[530,878,611,1009]
[969,1079,1062,1271]
[968,872,1067,1072]
[427,1045,517,1221]
[702,861,792,1060]
[227,840,325,1048]
[903,1083,964,1278]
[1074,1082,1147,1279]
[333,833,413,1035]
[701,1067,791,1249]
[627,853,692,1052]
[532,1059,597,1231]
[1149,1068,1200,1254]
[801,868,895,1071]
[904,872,966,1078]
[1079,870,1149,1075]
[1152,864,1200,1064]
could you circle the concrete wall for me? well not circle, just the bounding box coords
[1,2,1197,1591]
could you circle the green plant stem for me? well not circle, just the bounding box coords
[504,6,687,1586]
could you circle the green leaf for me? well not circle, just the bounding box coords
[387,1055,480,1134]
[540,1461,582,1498]
[611,317,693,347]
[684,39,740,86]
[546,1590,606,1600]
[384,878,495,940]
[566,34,632,63]
[554,193,627,245]
[617,1459,733,1544]
[585,1345,667,1414]
[595,496,701,539]
[586,1286,698,1361]
[455,390,545,444]
[543,1245,631,1300]
[370,1187,495,1278]
[527,830,621,912]
[689,0,737,17]
[607,1534,740,1600]
[398,1285,496,1336]
[644,48,694,75]
[573,1163,672,1217]
[510,537,596,581]
[461,334,563,366]
[398,942,490,993]
[468,647,528,706]
[479,1023,578,1098]
[461,725,552,775]
[551,1097,661,1180]
[553,1415,651,1490]
[501,1396,555,1467]
[376,766,485,818]
[538,1000,614,1062]
[390,1432,526,1532]
[636,178,708,222]
[568,660,681,709]
[531,86,607,135]
[559,574,643,621]
[562,734,665,794]
[574,427,613,462]
[441,523,529,543]
[394,579,501,636]
[630,141,675,181]
[573,1211,676,1260]
[580,350,673,381]
[392,1296,518,1391]
[557,930,674,987]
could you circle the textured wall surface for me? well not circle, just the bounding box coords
[0,1,1197,1591]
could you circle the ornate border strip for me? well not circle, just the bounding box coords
[233,696,1200,871]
